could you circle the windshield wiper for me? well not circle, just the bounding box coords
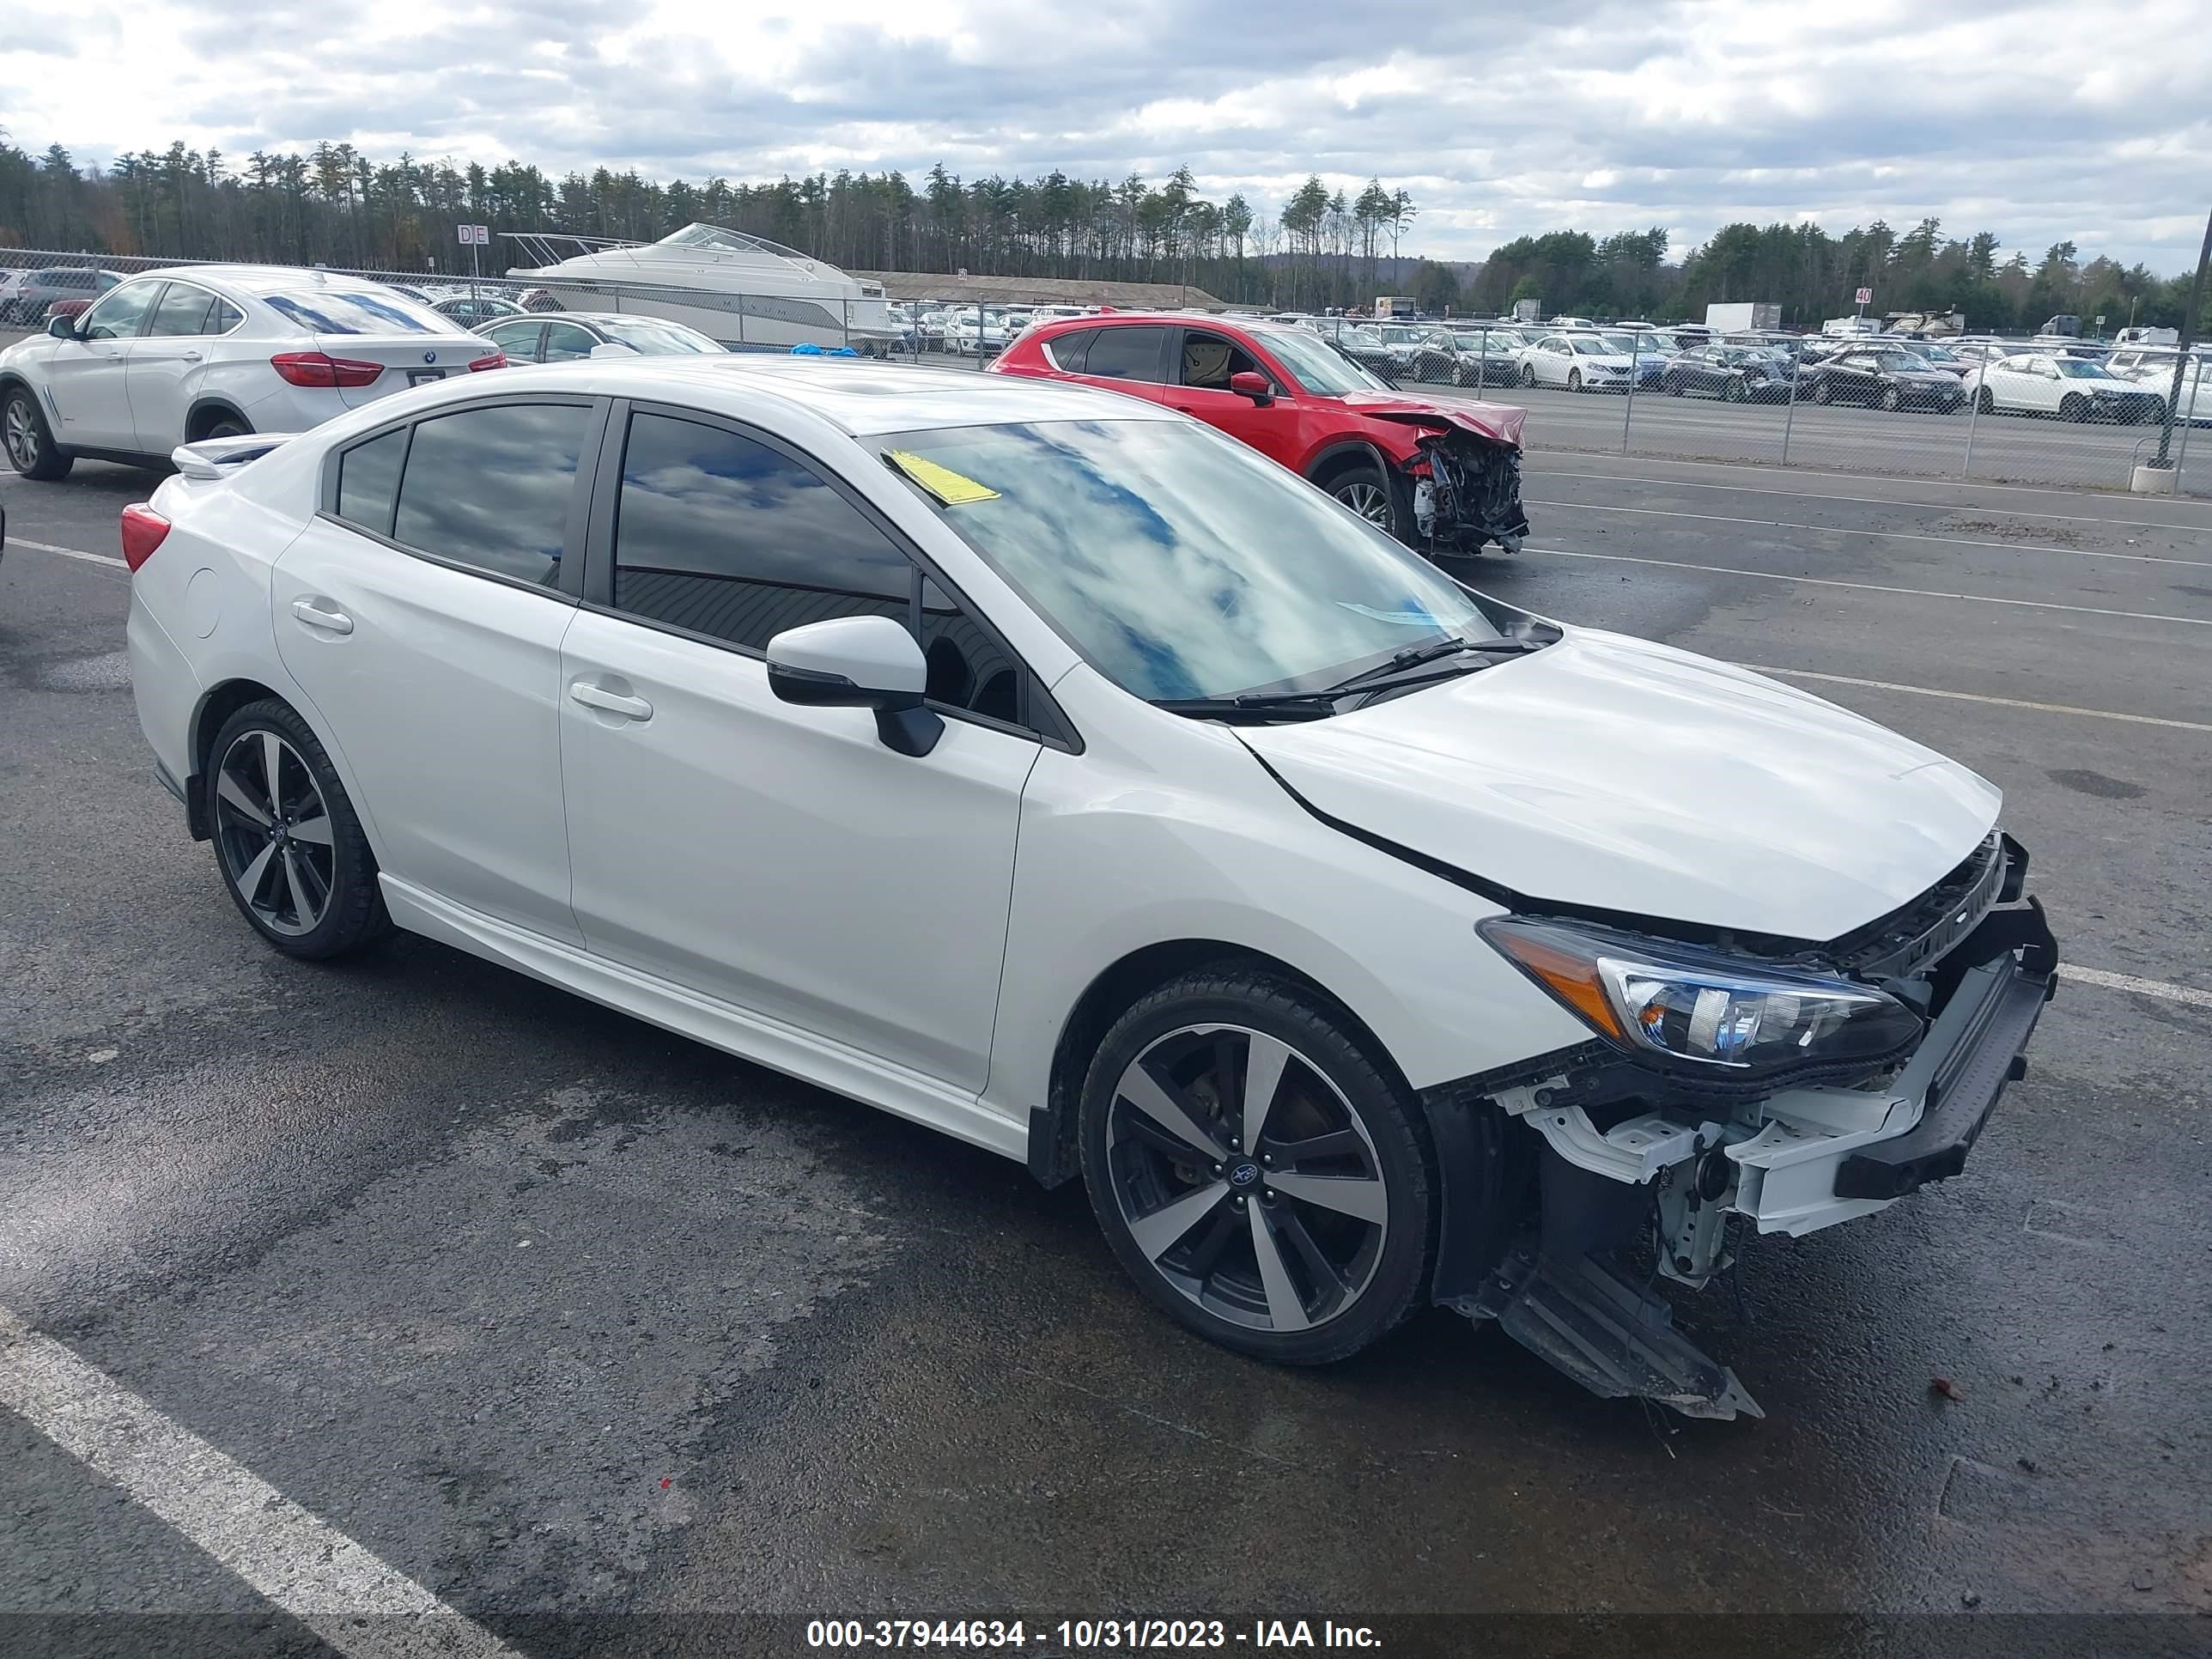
[1319,635,1541,696]
[1152,693,1341,723]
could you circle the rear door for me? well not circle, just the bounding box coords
[272,396,601,942]
[44,280,160,449]
[259,285,495,405]
[127,281,240,450]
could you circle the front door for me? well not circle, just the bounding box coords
[1170,328,1291,466]
[557,407,1038,1092]
[45,282,160,449]
[127,281,239,451]
[271,398,599,944]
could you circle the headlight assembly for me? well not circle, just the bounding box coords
[1479,916,1923,1076]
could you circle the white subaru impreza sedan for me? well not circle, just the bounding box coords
[120,359,2056,1419]
[0,265,502,480]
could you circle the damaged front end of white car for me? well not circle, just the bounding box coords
[1424,833,2056,1419]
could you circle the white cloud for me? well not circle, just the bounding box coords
[2,0,2207,269]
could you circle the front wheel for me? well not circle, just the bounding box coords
[1324,459,1410,545]
[1813,380,1832,404]
[1881,384,1901,411]
[207,699,391,960]
[3,386,73,480]
[1519,362,1536,387]
[2060,392,2088,422]
[1566,368,1583,392]
[1978,386,1996,414]
[1724,377,1748,403]
[1079,969,1438,1364]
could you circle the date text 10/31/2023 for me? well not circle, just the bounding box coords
[805,1619,1383,1649]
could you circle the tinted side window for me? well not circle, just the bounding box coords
[1082,325,1168,383]
[544,322,598,362]
[1044,328,1094,373]
[484,320,544,362]
[145,284,217,337]
[611,413,910,651]
[336,428,408,537]
[208,298,242,333]
[392,403,589,583]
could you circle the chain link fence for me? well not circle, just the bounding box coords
[3,246,2203,495]
[1305,317,2207,496]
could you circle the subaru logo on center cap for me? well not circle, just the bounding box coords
[422,350,438,364]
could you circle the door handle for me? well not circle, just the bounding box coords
[568,680,653,721]
[289,598,353,635]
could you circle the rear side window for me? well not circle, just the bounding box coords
[145,284,219,337]
[392,403,590,584]
[1043,328,1093,372]
[1081,325,1169,383]
[335,428,408,537]
[209,298,243,332]
[610,412,910,651]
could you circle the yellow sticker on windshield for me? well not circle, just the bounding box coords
[885,449,1000,506]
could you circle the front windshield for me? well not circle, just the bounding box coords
[1571,338,1614,355]
[1870,352,1927,371]
[595,317,721,354]
[1259,327,1389,395]
[2054,359,2114,379]
[880,420,1501,702]
[1601,334,1650,354]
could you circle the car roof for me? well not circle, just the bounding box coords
[122,264,404,299]
[428,356,1189,436]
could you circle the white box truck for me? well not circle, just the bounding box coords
[1705,301,1780,332]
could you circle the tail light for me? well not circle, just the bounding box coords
[269,351,384,389]
[119,502,171,572]
[466,351,507,372]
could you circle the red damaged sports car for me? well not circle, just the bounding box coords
[988,313,1530,558]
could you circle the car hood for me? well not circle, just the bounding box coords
[1334,391,1526,447]
[1236,628,2000,942]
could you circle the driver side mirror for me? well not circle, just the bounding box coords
[1229,370,1273,405]
[47,313,81,340]
[765,615,943,757]
[587,341,640,358]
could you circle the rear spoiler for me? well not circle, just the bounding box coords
[170,432,300,481]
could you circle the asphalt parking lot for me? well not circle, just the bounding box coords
[3,438,2209,1655]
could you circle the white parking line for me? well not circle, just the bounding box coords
[1734,664,2212,734]
[1525,498,2212,569]
[0,1305,522,1659]
[2060,965,2212,1009]
[1532,467,2212,534]
[1521,543,2212,629]
[5,534,126,568]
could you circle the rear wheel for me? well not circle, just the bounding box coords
[207,699,390,960]
[1079,969,1438,1365]
[3,386,72,481]
[197,412,250,442]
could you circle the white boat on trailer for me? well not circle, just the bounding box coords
[504,224,902,353]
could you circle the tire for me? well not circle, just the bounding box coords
[2060,392,2088,422]
[1881,384,1901,411]
[1519,362,1536,387]
[1724,376,1747,403]
[3,385,73,480]
[1323,457,1411,546]
[1665,375,1684,396]
[1978,386,1996,415]
[198,413,250,441]
[1566,368,1583,392]
[1078,967,1438,1365]
[1813,379,1832,404]
[206,699,391,960]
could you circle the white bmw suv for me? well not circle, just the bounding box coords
[1,265,502,480]
[118,358,2055,1419]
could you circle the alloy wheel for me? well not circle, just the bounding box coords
[1103,1024,1389,1334]
[3,396,37,471]
[214,729,337,937]
[1334,479,1393,529]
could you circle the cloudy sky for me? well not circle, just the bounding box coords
[4,0,2209,271]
